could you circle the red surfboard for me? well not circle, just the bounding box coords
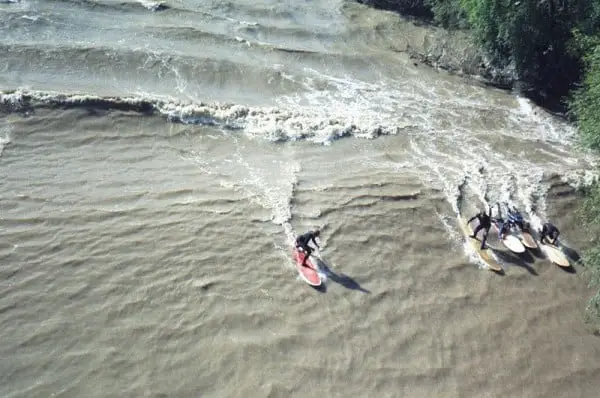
[293,249,322,286]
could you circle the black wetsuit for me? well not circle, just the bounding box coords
[494,203,513,238]
[507,207,524,231]
[540,222,560,244]
[468,207,492,249]
[296,231,320,265]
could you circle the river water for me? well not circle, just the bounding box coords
[1,1,599,397]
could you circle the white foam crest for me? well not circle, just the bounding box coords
[228,139,300,230]
[511,96,577,144]
[0,89,403,144]
[513,167,548,230]
[408,138,463,214]
[0,131,11,157]
[1,85,585,153]
[434,210,462,249]
[137,0,165,11]
[158,99,400,144]
[278,68,429,136]
[21,15,39,21]
[273,69,582,153]
[0,118,13,157]
[0,89,151,109]
[562,169,599,190]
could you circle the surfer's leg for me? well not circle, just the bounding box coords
[480,228,489,250]
[302,246,312,266]
[470,224,482,239]
[498,223,507,240]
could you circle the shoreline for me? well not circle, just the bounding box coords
[355,1,568,116]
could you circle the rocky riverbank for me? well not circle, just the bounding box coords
[353,1,519,96]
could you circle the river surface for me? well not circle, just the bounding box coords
[1,1,600,397]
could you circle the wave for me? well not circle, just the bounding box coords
[0,89,399,144]
[50,0,170,13]
[0,42,311,96]
[145,25,325,55]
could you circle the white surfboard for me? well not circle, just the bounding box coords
[541,243,570,267]
[502,235,526,253]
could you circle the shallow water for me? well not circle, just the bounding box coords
[1,1,599,397]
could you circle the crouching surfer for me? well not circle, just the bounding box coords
[295,229,321,267]
[467,206,492,250]
[539,222,560,245]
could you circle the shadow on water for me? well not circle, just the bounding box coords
[517,250,535,263]
[312,282,327,293]
[559,242,581,264]
[557,263,577,274]
[527,246,545,259]
[315,257,371,294]
[492,249,539,276]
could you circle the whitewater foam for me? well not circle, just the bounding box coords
[0,120,12,157]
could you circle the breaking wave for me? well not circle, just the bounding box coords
[0,89,400,144]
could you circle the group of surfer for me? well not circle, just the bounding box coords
[295,203,560,267]
[468,202,560,250]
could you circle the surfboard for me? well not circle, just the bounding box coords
[520,231,538,249]
[293,249,322,286]
[457,216,502,272]
[502,235,526,253]
[541,243,570,267]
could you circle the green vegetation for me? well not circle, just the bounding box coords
[570,33,600,150]
[571,32,600,326]
[362,0,600,110]
[361,0,600,326]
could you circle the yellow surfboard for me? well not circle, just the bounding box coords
[457,216,502,272]
[520,231,538,249]
[541,243,570,267]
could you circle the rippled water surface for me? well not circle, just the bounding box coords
[1,1,599,397]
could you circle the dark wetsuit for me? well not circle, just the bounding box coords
[468,207,492,249]
[540,222,560,244]
[494,218,510,239]
[507,207,524,231]
[296,231,320,265]
[494,203,515,239]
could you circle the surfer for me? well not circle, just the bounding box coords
[493,203,511,240]
[467,206,492,249]
[539,222,560,245]
[295,229,321,266]
[506,204,524,230]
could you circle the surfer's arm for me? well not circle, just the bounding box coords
[311,236,320,248]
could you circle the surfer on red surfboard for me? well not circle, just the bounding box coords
[295,229,321,267]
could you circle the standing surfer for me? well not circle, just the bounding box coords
[467,206,493,250]
[295,229,321,267]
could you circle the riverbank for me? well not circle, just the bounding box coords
[354,0,585,115]
[353,2,515,88]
